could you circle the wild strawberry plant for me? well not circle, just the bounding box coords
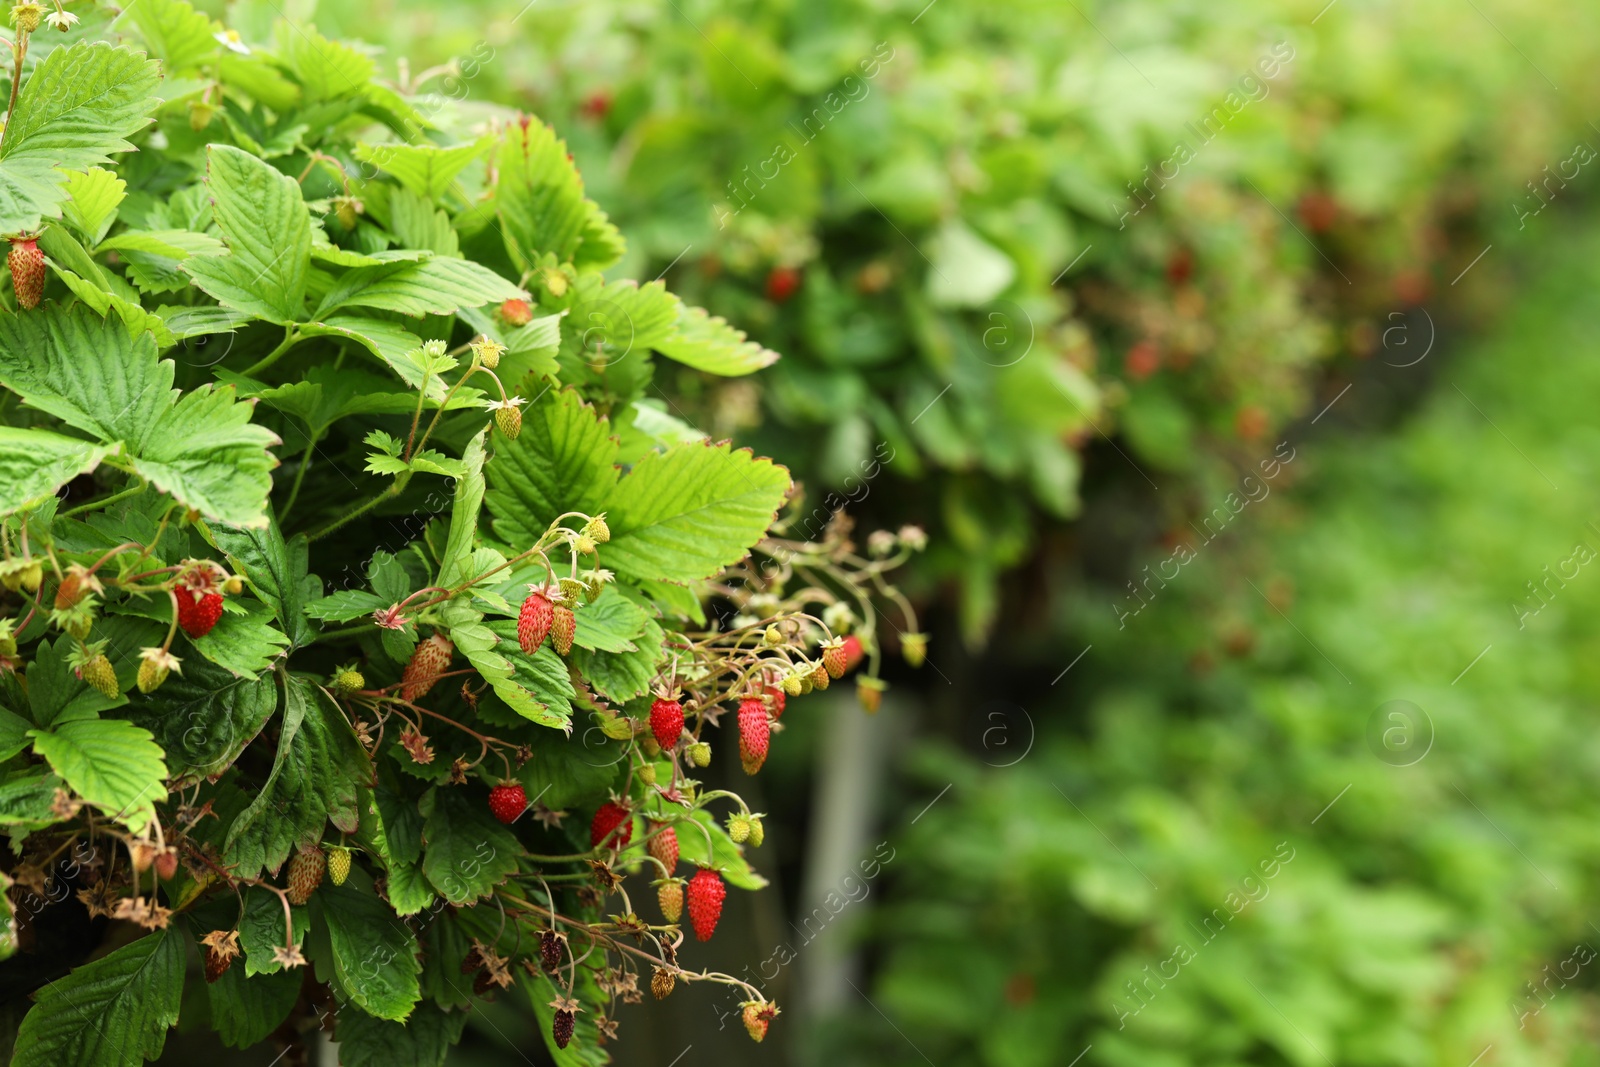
[0,6,923,1063]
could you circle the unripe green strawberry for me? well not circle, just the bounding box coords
[9,4,42,33]
[748,814,765,848]
[558,577,587,602]
[332,195,362,230]
[8,235,42,309]
[902,631,929,668]
[637,763,657,787]
[79,653,118,699]
[551,604,575,656]
[687,741,711,767]
[332,666,365,693]
[656,877,684,923]
[136,647,180,693]
[17,561,41,593]
[494,404,522,439]
[575,532,596,554]
[726,813,751,844]
[581,514,610,543]
[327,846,352,886]
[857,675,886,714]
[285,845,325,904]
[187,99,216,131]
[782,671,804,697]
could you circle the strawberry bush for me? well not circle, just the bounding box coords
[0,5,923,1063]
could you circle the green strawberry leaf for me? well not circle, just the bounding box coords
[483,387,620,547]
[0,427,109,517]
[654,303,781,376]
[206,512,315,649]
[123,654,276,784]
[603,441,791,584]
[12,926,184,1067]
[28,709,168,833]
[184,144,312,323]
[206,964,300,1050]
[355,137,494,202]
[315,880,423,1021]
[59,166,126,245]
[238,884,309,976]
[113,0,220,75]
[314,257,525,319]
[334,1002,468,1067]
[418,786,521,905]
[496,119,590,269]
[0,42,161,235]
[224,674,367,879]
[0,305,280,526]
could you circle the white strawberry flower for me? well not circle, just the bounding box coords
[214,29,250,54]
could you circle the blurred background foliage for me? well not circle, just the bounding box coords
[205,0,1600,1062]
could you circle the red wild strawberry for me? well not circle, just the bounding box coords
[1124,340,1161,381]
[517,588,554,653]
[647,821,679,873]
[8,236,43,310]
[590,800,632,849]
[738,698,770,775]
[1297,190,1339,234]
[581,90,612,120]
[499,297,533,326]
[1234,405,1269,441]
[649,695,684,749]
[687,868,726,941]
[765,266,800,303]
[1165,247,1195,286]
[488,782,526,824]
[177,590,224,639]
[842,633,864,672]
[551,604,575,656]
[401,633,454,702]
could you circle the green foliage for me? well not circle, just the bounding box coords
[0,10,872,1063]
[12,925,184,1067]
[357,0,1600,639]
[861,226,1600,1066]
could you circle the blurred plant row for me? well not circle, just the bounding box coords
[318,0,1600,641]
[854,224,1600,1065]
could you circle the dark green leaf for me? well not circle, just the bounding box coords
[12,926,183,1067]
